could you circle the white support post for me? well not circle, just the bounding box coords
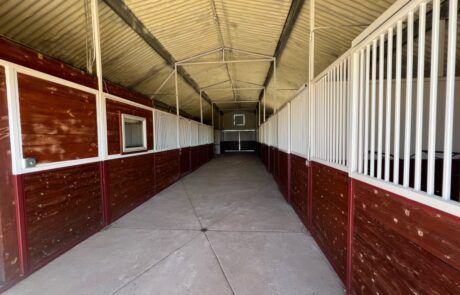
[403,11,414,187]
[90,0,107,160]
[384,27,393,182]
[427,0,440,195]
[263,88,266,122]
[358,49,365,173]
[309,0,315,160]
[414,3,426,190]
[349,51,360,173]
[364,45,370,175]
[258,101,261,126]
[394,20,402,185]
[174,66,180,149]
[377,34,384,180]
[370,39,377,177]
[212,103,214,128]
[442,0,458,200]
[200,90,203,124]
[5,66,22,174]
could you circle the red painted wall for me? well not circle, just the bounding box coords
[106,99,154,155]
[0,66,21,285]
[290,154,308,228]
[18,74,98,164]
[107,154,155,221]
[155,150,180,194]
[22,164,103,270]
[180,147,191,176]
[310,162,349,283]
[352,179,460,294]
[277,151,289,202]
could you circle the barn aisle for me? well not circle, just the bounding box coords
[5,154,343,295]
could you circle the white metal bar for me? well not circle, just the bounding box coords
[154,70,175,95]
[177,58,274,66]
[427,0,440,195]
[200,90,203,123]
[414,3,426,191]
[205,87,264,91]
[350,51,361,173]
[309,0,315,160]
[327,73,331,161]
[263,88,266,122]
[364,45,371,175]
[370,39,377,177]
[174,66,180,148]
[403,11,414,188]
[176,47,223,64]
[377,34,384,180]
[91,0,107,160]
[384,27,393,182]
[332,67,336,164]
[442,0,458,200]
[212,103,214,128]
[394,20,403,185]
[358,50,365,173]
[4,66,22,174]
[339,62,343,165]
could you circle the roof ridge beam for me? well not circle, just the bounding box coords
[258,0,305,102]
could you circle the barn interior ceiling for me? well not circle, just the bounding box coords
[0,0,397,120]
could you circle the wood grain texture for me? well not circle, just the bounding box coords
[352,179,460,295]
[180,147,191,176]
[104,81,152,108]
[191,146,200,171]
[278,151,289,201]
[0,37,97,89]
[0,66,21,284]
[107,154,155,221]
[155,149,180,194]
[23,164,102,269]
[106,99,153,155]
[290,154,309,228]
[18,74,98,163]
[311,161,349,283]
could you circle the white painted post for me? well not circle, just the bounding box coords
[442,0,458,200]
[403,11,414,188]
[384,27,393,182]
[414,3,427,191]
[393,20,403,185]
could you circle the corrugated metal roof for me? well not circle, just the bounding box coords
[0,0,401,119]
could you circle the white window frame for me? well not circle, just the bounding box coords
[121,113,147,153]
[233,114,246,126]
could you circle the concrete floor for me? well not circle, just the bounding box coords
[6,154,344,295]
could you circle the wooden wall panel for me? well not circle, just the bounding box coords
[23,163,102,269]
[18,74,98,164]
[352,180,460,294]
[0,37,97,89]
[290,154,309,227]
[191,146,200,171]
[107,154,155,221]
[104,81,152,108]
[106,99,153,155]
[311,162,348,283]
[0,66,21,284]
[278,151,289,201]
[155,150,180,194]
[180,147,191,176]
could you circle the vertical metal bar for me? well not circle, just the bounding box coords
[338,65,342,165]
[174,66,180,148]
[358,50,365,173]
[212,103,214,128]
[394,21,403,185]
[309,0,315,160]
[350,51,361,173]
[442,0,457,200]
[346,57,351,166]
[370,39,377,177]
[364,45,370,175]
[414,3,426,190]
[384,27,393,182]
[90,0,107,160]
[200,90,203,124]
[258,101,261,126]
[427,0,440,195]
[263,88,266,122]
[332,67,336,164]
[403,11,414,187]
[327,72,331,161]
[377,34,384,180]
